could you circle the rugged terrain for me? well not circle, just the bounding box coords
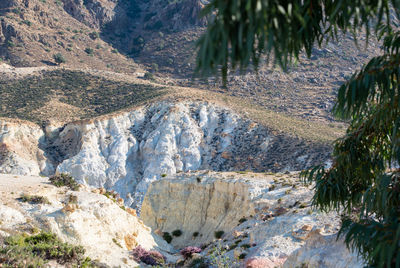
[0,172,363,267]
[0,0,384,266]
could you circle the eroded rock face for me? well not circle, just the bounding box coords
[61,0,117,29]
[141,174,261,248]
[55,102,329,207]
[140,171,364,267]
[0,120,53,175]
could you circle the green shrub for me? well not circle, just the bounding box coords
[143,72,154,80]
[18,194,50,205]
[22,20,32,26]
[192,232,199,237]
[53,53,66,65]
[238,253,246,259]
[151,63,159,72]
[238,217,247,223]
[172,229,182,237]
[161,173,167,178]
[84,48,94,55]
[7,40,16,47]
[214,231,224,239]
[49,173,80,191]
[162,232,173,243]
[88,31,99,40]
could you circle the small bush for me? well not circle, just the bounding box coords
[131,246,165,266]
[238,253,247,259]
[18,194,50,205]
[214,231,224,239]
[162,232,173,243]
[151,63,159,72]
[193,232,199,237]
[84,47,94,55]
[239,217,247,223]
[7,40,16,47]
[53,53,66,65]
[180,246,202,259]
[49,173,80,191]
[143,72,154,80]
[22,20,32,26]
[172,229,182,237]
[88,31,99,40]
[161,173,167,177]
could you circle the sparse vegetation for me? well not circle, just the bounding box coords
[192,232,199,237]
[0,232,94,267]
[49,173,80,191]
[0,70,165,124]
[18,194,50,205]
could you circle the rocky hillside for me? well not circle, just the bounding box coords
[0,174,173,267]
[141,171,364,267]
[0,0,382,125]
[0,101,333,210]
[0,0,138,72]
[0,171,364,267]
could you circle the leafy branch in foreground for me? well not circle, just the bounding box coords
[197,0,400,266]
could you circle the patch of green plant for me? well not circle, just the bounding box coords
[0,232,95,267]
[18,194,50,205]
[161,174,167,177]
[162,232,173,244]
[53,53,66,65]
[238,253,246,259]
[112,238,122,248]
[238,217,247,223]
[84,47,94,55]
[88,31,99,40]
[21,20,32,26]
[214,231,224,239]
[49,173,80,191]
[172,229,182,237]
[192,232,199,237]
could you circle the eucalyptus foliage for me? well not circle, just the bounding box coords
[196,1,400,267]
